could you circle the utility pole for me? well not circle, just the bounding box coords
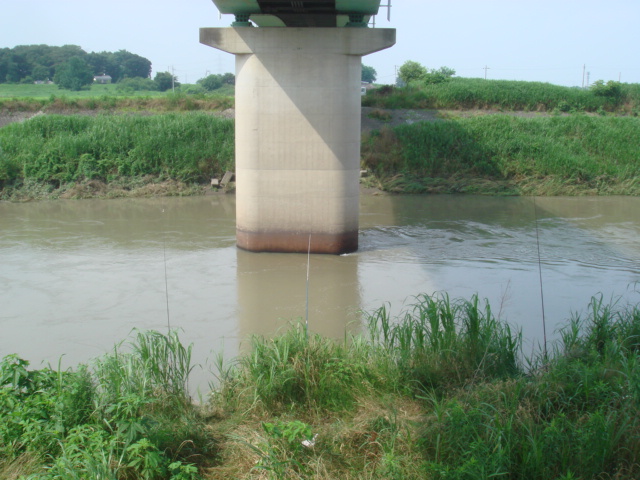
[582,64,586,89]
[483,65,490,80]
[170,65,175,92]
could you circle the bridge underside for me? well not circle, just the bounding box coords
[211,0,380,27]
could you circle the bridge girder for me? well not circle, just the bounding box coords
[211,0,382,27]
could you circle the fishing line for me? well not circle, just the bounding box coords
[533,197,547,358]
[162,208,171,332]
[305,234,311,339]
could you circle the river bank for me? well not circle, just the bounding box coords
[1,109,639,201]
[2,293,640,479]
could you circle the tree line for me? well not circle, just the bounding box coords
[0,45,151,85]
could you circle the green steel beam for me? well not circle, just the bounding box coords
[211,0,382,27]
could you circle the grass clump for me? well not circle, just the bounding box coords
[366,293,521,394]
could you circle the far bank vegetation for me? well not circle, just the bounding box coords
[1,58,639,199]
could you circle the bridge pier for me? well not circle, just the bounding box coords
[200,27,395,254]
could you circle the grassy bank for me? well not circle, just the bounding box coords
[2,294,640,479]
[0,92,233,114]
[364,78,640,115]
[0,113,234,200]
[1,101,640,199]
[362,114,640,195]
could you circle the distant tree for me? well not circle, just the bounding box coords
[398,60,428,84]
[423,66,456,85]
[362,64,377,83]
[86,51,117,78]
[590,80,623,101]
[221,72,235,85]
[53,56,94,91]
[3,53,30,83]
[197,74,223,91]
[122,55,151,79]
[116,77,157,92]
[31,64,51,81]
[197,73,235,91]
[112,50,152,81]
[0,45,152,84]
[154,71,179,92]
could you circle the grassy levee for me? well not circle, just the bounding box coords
[362,114,640,195]
[2,78,640,199]
[2,294,640,479]
[363,78,640,114]
[0,113,234,199]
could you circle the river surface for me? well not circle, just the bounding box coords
[1,195,639,393]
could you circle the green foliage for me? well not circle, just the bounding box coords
[53,56,94,91]
[364,77,640,113]
[116,76,157,92]
[243,420,315,478]
[366,293,521,393]
[3,296,640,479]
[397,61,455,86]
[197,72,235,92]
[0,113,235,186]
[362,114,640,194]
[398,60,427,84]
[222,325,374,412]
[0,330,213,479]
[591,79,623,101]
[418,295,640,479]
[362,64,377,83]
[155,71,179,92]
[423,66,456,85]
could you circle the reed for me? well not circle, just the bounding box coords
[227,325,375,412]
[365,293,522,393]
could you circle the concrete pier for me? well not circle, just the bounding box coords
[200,27,395,254]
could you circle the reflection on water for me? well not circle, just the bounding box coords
[1,195,639,390]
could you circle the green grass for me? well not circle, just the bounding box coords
[3,294,640,479]
[363,77,640,114]
[362,114,640,195]
[0,330,215,480]
[0,82,235,100]
[0,83,234,113]
[0,113,234,191]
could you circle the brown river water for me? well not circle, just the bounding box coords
[1,194,639,393]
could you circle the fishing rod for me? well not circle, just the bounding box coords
[533,197,547,359]
[305,234,311,339]
[162,208,171,332]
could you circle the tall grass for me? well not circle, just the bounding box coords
[2,296,640,478]
[418,295,640,479]
[362,114,640,194]
[0,113,234,186]
[364,77,640,113]
[366,293,522,393]
[208,293,640,479]
[0,329,215,480]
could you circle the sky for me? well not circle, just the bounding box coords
[2,0,639,87]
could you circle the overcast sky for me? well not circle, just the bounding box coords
[2,0,639,87]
